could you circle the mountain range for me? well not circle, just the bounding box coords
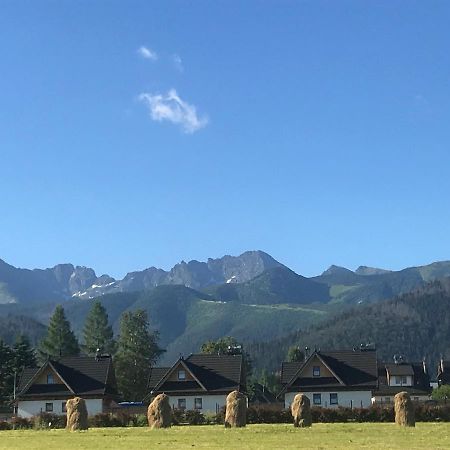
[2,251,450,367]
[0,250,282,304]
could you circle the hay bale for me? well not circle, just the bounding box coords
[147,393,172,428]
[66,397,89,431]
[224,390,247,428]
[394,391,415,427]
[291,393,312,428]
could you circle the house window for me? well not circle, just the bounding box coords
[313,393,321,405]
[45,403,53,412]
[313,366,320,377]
[385,397,390,403]
[194,398,203,410]
[62,402,67,413]
[330,393,338,405]
[402,376,407,385]
[47,373,54,384]
[178,398,186,410]
[414,397,419,402]
[178,370,186,380]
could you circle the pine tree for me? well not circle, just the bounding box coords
[82,300,115,355]
[38,305,80,359]
[13,334,37,370]
[0,340,14,405]
[114,310,163,401]
[287,346,304,362]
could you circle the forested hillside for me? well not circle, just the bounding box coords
[248,278,450,372]
[0,315,46,346]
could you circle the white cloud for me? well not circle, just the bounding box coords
[172,54,184,72]
[138,89,208,134]
[137,46,158,61]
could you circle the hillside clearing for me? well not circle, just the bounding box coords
[1,423,450,449]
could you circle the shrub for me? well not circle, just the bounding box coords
[0,421,12,430]
[171,408,185,425]
[10,416,33,429]
[247,405,290,424]
[185,410,205,425]
[134,414,148,427]
[89,413,124,427]
[33,413,66,429]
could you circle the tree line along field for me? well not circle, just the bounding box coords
[1,423,450,450]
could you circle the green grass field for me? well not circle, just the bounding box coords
[1,423,450,449]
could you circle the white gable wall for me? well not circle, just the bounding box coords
[167,394,227,414]
[17,398,103,418]
[284,390,372,409]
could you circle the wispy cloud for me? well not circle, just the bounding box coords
[137,46,158,61]
[138,89,208,134]
[172,54,184,72]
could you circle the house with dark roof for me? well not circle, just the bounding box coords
[145,354,245,413]
[372,360,431,404]
[15,355,119,418]
[279,349,378,409]
[437,359,450,387]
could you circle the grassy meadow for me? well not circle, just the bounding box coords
[1,423,450,449]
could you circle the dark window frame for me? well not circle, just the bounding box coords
[45,402,53,412]
[313,393,321,405]
[313,366,321,377]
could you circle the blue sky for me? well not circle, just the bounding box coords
[1,1,450,278]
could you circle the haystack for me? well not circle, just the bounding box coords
[66,397,89,431]
[394,391,415,427]
[224,390,247,428]
[291,393,312,427]
[147,393,172,428]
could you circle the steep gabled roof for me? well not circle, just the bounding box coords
[185,354,243,390]
[17,356,118,398]
[152,358,207,393]
[146,354,243,399]
[148,367,170,391]
[280,350,378,395]
[385,363,414,376]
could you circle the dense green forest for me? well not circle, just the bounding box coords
[247,278,450,373]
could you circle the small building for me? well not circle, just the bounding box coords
[279,349,378,409]
[145,354,245,413]
[372,360,431,404]
[15,355,119,418]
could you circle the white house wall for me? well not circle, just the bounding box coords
[372,394,430,404]
[17,398,103,418]
[284,391,372,409]
[388,375,413,387]
[167,395,227,414]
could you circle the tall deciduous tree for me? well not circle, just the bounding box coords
[115,310,163,401]
[38,305,80,359]
[83,300,115,355]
